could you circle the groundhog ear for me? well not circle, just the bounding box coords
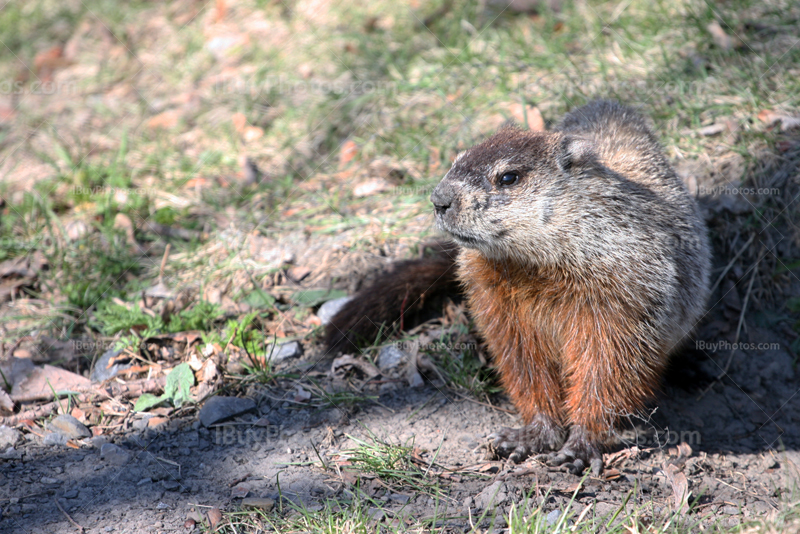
[558,136,597,173]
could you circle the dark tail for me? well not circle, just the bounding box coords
[323,240,461,355]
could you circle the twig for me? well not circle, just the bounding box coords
[709,234,755,295]
[699,252,762,399]
[450,390,515,414]
[54,496,84,532]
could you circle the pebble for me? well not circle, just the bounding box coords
[100,443,131,465]
[199,396,257,427]
[43,432,69,446]
[137,478,152,486]
[41,477,60,485]
[162,480,180,491]
[267,341,303,362]
[377,345,408,371]
[90,347,132,382]
[316,296,352,324]
[475,481,507,509]
[0,426,22,450]
[546,509,561,525]
[63,490,79,499]
[48,414,91,440]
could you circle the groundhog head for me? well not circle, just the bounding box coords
[431,127,599,263]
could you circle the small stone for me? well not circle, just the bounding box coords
[90,347,131,383]
[387,494,410,504]
[162,480,181,491]
[475,481,507,509]
[267,341,302,362]
[546,509,561,525]
[241,497,275,510]
[0,426,22,450]
[0,447,22,460]
[377,345,408,371]
[43,432,69,446]
[132,415,153,432]
[199,396,256,427]
[90,436,109,448]
[316,296,352,325]
[100,443,131,465]
[63,490,79,499]
[40,476,59,485]
[48,414,91,440]
[367,507,384,520]
[137,478,152,486]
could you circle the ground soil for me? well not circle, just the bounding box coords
[2,300,800,533]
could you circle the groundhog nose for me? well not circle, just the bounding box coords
[431,184,453,215]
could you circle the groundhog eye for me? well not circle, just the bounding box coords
[499,172,518,186]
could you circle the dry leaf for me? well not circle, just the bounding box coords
[698,123,726,136]
[231,485,249,499]
[353,178,392,197]
[707,21,743,50]
[0,105,16,123]
[146,110,181,130]
[215,0,227,22]
[331,355,380,379]
[662,463,690,512]
[11,365,91,402]
[34,46,70,75]
[339,140,358,166]
[758,109,800,131]
[294,385,312,403]
[232,112,247,134]
[207,507,222,529]
[0,390,14,415]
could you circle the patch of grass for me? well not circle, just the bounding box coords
[52,231,142,312]
[340,428,445,498]
[91,299,222,337]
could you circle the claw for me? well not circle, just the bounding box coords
[532,426,603,474]
[486,415,566,463]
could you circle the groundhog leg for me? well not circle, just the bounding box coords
[539,320,662,474]
[484,329,567,463]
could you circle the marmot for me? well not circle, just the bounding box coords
[325,100,711,474]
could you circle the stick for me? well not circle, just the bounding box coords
[698,252,762,398]
[710,234,755,295]
[54,496,84,532]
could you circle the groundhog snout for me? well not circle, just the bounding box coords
[430,181,457,218]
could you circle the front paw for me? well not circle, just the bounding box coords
[488,414,566,463]
[535,425,603,475]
